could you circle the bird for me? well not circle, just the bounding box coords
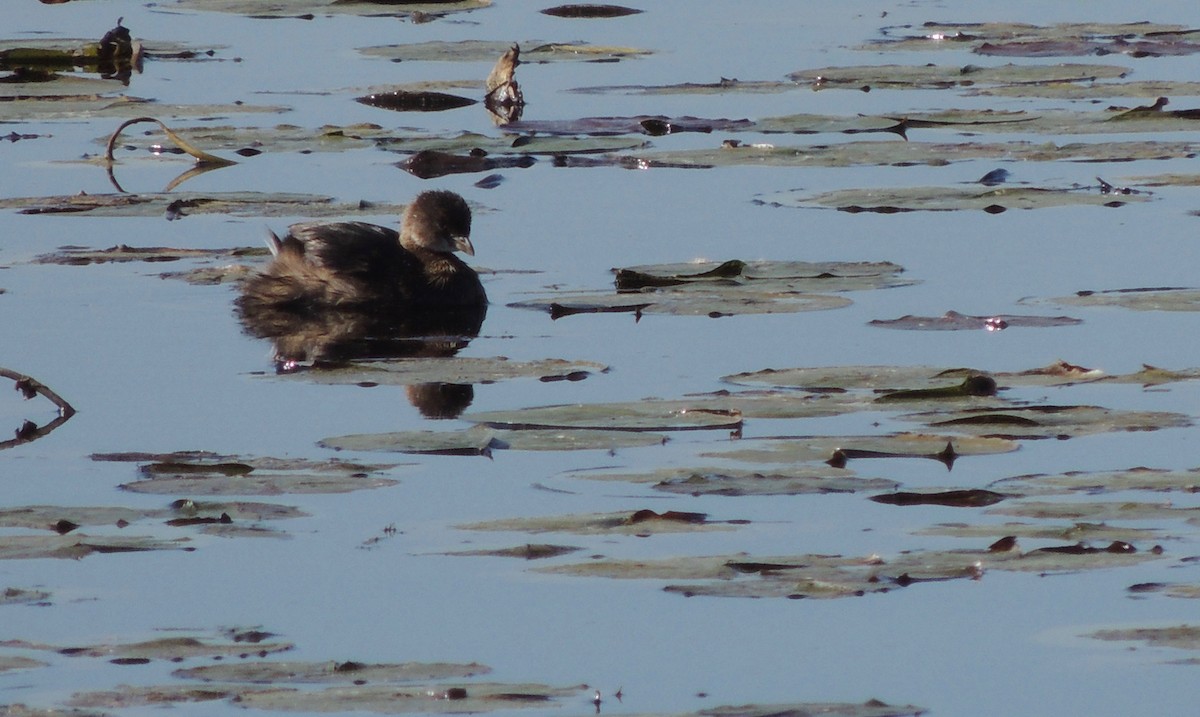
[236,189,486,315]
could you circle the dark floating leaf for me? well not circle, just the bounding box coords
[869,310,1082,331]
[541,4,642,18]
[978,168,1010,185]
[869,489,1008,507]
[449,544,582,560]
[173,659,490,684]
[506,115,753,136]
[874,375,997,402]
[355,90,477,112]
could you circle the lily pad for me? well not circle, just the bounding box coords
[1088,624,1200,651]
[173,0,490,18]
[276,356,606,387]
[465,401,743,432]
[900,405,1191,439]
[787,62,1130,89]
[458,510,738,536]
[869,311,1081,330]
[173,660,490,684]
[0,655,47,674]
[32,244,266,266]
[228,681,585,713]
[988,500,1200,522]
[724,361,1128,391]
[1049,287,1200,312]
[0,192,407,219]
[567,465,899,497]
[447,544,582,560]
[510,290,851,318]
[359,40,650,64]
[613,259,916,293]
[762,185,1149,213]
[319,425,665,455]
[990,467,1200,495]
[916,521,1167,543]
[704,434,1019,466]
[871,22,1200,59]
[0,534,191,560]
[1,587,52,605]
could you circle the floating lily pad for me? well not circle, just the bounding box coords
[0,655,47,674]
[762,185,1148,213]
[1049,287,1200,312]
[120,468,397,496]
[277,357,606,387]
[869,489,1008,507]
[869,311,1081,330]
[1088,624,1200,651]
[174,660,490,684]
[724,361,1144,392]
[505,115,755,136]
[541,4,642,18]
[319,425,665,455]
[1127,583,1200,599]
[988,500,1200,522]
[541,540,1165,600]
[915,521,1167,543]
[229,681,585,713]
[688,702,926,717]
[900,405,1191,439]
[447,544,582,560]
[613,259,916,293]
[871,22,1200,59]
[990,467,1200,495]
[0,93,285,123]
[1,587,51,606]
[568,78,806,96]
[787,63,1130,89]
[511,289,851,318]
[360,40,650,64]
[567,465,899,496]
[173,0,490,18]
[0,534,191,560]
[975,80,1200,99]
[465,401,743,432]
[0,192,407,219]
[4,629,291,662]
[32,244,265,266]
[458,510,737,536]
[703,434,1019,466]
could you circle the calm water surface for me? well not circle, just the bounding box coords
[2,1,1200,715]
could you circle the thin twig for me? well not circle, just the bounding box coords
[0,366,76,418]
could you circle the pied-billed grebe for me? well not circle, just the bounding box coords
[237,190,486,313]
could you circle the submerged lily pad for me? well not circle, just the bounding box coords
[762,185,1148,213]
[277,357,606,387]
[511,290,850,318]
[988,500,1200,522]
[173,660,490,684]
[916,521,1167,543]
[32,244,265,266]
[871,22,1200,59]
[869,311,1081,330]
[0,655,46,674]
[1,587,52,606]
[704,434,1019,466]
[1,633,293,662]
[0,534,191,560]
[458,510,737,536]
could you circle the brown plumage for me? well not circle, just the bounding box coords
[237,190,485,315]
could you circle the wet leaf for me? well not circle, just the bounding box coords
[787,62,1130,89]
[359,40,650,64]
[763,185,1149,213]
[276,356,607,387]
[691,702,926,717]
[900,405,1191,439]
[121,468,398,496]
[173,0,490,18]
[355,90,477,112]
[871,22,1200,59]
[1127,583,1200,599]
[458,511,739,536]
[229,681,585,713]
[465,401,744,432]
[0,505,166,530]
[869,311,1081,330]
[320,425,665,455]
[613,259,917,293]
[173,660,490,684]
[974,79,1200,99]
[990,467,1200,495]
[0,193,406,219]
[505,115,754,136]
[724,361,1117,391]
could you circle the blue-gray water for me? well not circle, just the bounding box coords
[3,1,1200,715]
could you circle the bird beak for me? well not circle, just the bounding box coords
[454,235,475,256]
